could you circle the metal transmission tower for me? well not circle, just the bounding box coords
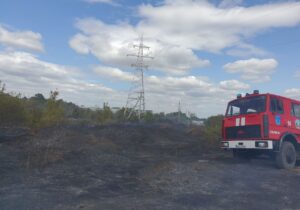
[124,35,153,120]
[177,100,182,122]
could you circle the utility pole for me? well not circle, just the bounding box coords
[124,35,153,120]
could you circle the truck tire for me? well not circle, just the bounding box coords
[275,141,296,169]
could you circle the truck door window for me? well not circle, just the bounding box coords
[278,100,284,113]
[292,103,300,118]
[270,97,284,114]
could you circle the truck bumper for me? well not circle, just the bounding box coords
[221,140,273,150]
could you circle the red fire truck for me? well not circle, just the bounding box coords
[221,90,300,169]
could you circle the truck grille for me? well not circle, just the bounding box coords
[225,125,261,139]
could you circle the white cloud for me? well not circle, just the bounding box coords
[226,43,269,58]
[138,0,300,51]
[219,79,250,90]
[146,76,250,116]
[94,65,251,116]
[94,65,137,82]
[69,19,210,74]
[70,1,300,74]
[84,0,120,6]
[223,58,278,83]
[145,76,251,116]
[0,51,116,107]
[151,45,210,74]
[285,88,300,100]
[94,65,250,94]
[0,24,44,51]
[0,49,251,117]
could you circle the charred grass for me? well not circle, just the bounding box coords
[1,123,300,210]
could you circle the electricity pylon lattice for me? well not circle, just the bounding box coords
[178,101,181,122]
[124,35,153,120]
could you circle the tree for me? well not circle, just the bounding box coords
[33,93,46,101]
[41,90,64,126]
[144,111,155,122]
[0,82,27,126]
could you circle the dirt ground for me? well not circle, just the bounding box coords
[0,123,300,210]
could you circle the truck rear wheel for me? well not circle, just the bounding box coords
[275,141,296,169]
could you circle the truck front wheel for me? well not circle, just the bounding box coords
[275,141,296,169]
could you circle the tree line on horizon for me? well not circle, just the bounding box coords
[0,81,223,149]
[0,81,219,128]
[0,81,223,147]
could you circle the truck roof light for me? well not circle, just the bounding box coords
[253,90,259,94]
[237,94,242,99]
[246,93,250,96]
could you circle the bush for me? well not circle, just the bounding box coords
[0,92,28,127]
[144,111,155,122]
[93,103,113,124]
[201,115,224,150]
[0,81,224,133]
[26,105,44,128]
[187,115,223,151]
[40,91,65,127]
[114,107,126,122]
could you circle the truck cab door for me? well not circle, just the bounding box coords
[290,103,300,141]
[269,97,286,138]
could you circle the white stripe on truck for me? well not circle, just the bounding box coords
[235,118,240,126]
[241,117,245,126]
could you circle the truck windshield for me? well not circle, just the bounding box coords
[226,96,266,116]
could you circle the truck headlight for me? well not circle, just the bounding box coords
[221,142,229,147]
[256,141,268,148]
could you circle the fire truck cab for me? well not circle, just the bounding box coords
[221,90,300,169]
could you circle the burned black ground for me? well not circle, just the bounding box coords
[0,124,300,210]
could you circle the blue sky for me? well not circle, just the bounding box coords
[0,0,300,117]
